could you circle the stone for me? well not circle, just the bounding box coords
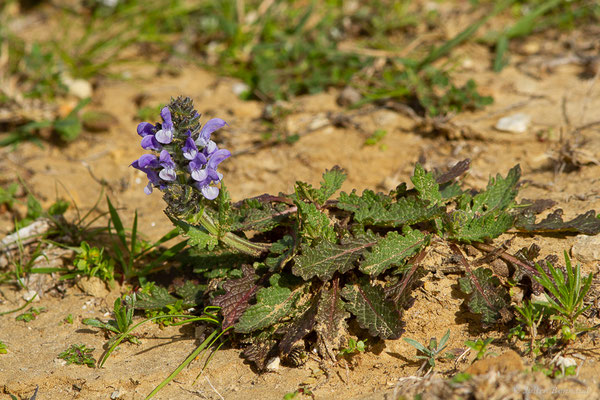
[337,86,362,107]
[77,276,110,298]
[465,350,524,375]
[265,356,280,372]
[495,113,531,133]
[572,234,600,263]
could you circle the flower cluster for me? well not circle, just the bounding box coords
[131,101,230,200]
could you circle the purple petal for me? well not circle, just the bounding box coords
[191,168,208,182]
[141,134,161,151]
[208,149,231,170]
[159,168,176,181]
[155,127,173,144]
[138,154,158,168]
[199,118,227,139]
[160,106,173,131]
[201,185,220,200]
[182,137,198,160]
[137,122,154,137]
[203,140,217,156]
[144,182,153,195]
[159,150,175,168]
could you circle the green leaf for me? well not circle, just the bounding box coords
[265,235,296,271]
[411,164,441,205]
[360,227,430,276]
[449,210,515,243]
[315,280,348,349]
[341,280,403,339]
[458,267,510,327]
[471,165,520,214]
[231,199,289,232]
[316,166,346,204]
[292,233,376,281]
[135,286,179,311]
[171,218,218,251]
[235,285,302,333]
[515,209,600,235]
[337,190,444,227]
[296,200,336,242]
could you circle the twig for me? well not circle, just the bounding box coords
[204,376,224,400]
[471,242,540,277]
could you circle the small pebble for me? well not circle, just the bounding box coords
[571,234,600,263]
[232,82,250,97]
[337,86,362,107]
[265,356,280,372]
[495,113,531,133]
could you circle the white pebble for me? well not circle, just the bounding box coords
[495,113,531,133]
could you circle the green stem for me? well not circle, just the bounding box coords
[195,209,270,257]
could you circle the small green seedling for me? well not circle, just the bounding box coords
[534,253,593,333]
[404,329,450,373]
[510,300,545,355]
[63,314,74,324]
[464,337,495,360]
[83,294,139,344]
[364,129,387,148]
[15,306,46,322]
[0,340,7,354]
[338,338,367,357]
[65,241,116,285]
[58,344,96,368]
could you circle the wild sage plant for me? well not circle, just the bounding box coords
[132,97,600,370]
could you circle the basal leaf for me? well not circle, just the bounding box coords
[235,285,302,333]
[341,280,403,339]
[212,265,260,329]
[171,218,218,250]
[360,227,430,276]
[411,164,441,205]
[279,296,319,355]
[135,286,179,311]
[515,209,600,235]
[449,210,514,243]
[242,336,278,371]
[292,234,376,281]
[471,164,520,214]
[231,199,289,232]
[458,267,510,327]
[175,281,204,306]
[296,200,336,242]
[337,190,444,227]
[317,166,346,204]
[315,279,348,350]
[265,235,296,271]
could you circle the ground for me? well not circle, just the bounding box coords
[1,3,600,400]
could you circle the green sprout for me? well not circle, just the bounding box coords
[58,344,96,368]
[15,306,46,323]
[83,294,139,344]
[464,337,495,360]
[534,252,593,335]
[510,300,546,355]
[66,241,116,285]
[338,338,367,357]
[404,329,450,373]
[0,340,7,354]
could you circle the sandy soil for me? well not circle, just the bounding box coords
[2,16,600,400]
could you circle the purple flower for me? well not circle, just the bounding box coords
[158,150,177,181]
[189,153,208,181]
[207,148,231,170]
[137,122,161,151]
[182,135,198,160]
[131,157,161,195]
[155,107,174,144]
[195,118,227,148]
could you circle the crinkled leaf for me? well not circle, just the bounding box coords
[515,209,600,235]
[337,190,444,227]
[449,210,514,243]
[317,166,346,204]
[231,199,289,232]
[175,281,204,306]
[471,164,520,214]
[235,285,302,333]
[212,265,260,329]
[171,218,218,250]
[411,164,441,205]
[315,279,348,350]
[242,338,278,372]
[292,232,377,281]
[341,280,403,339]
[216,183,233,236]
[296,200,336,242]
[135,286,179,311]
[360,227,430,276]
[458,267,510,328]
[265,235,296,271]
[279,296,319,355]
